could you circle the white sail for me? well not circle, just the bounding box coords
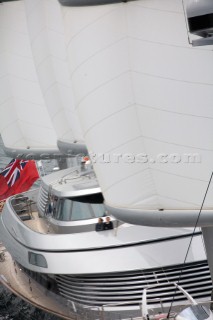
[60,0,213,218]
[24,0,84,144]
[0,0,58,154]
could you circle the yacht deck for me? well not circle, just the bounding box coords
[0,247,202,320]
[0,246,181,320]
[23,211,56,234]
[0,244,71,319]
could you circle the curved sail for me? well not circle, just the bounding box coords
[0,0,59,156]
[24,0,84,146]
[60,0,213,222]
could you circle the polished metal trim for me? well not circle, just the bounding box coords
[57,272,210,287]
[58,0,130,6]
[55,260,212,306]
[53,187,101,198]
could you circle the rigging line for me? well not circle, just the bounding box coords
[167,171,213,318]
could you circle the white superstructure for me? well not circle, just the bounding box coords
[0,166,211,308]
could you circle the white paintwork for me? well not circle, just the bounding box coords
[1,195,199,251]
[41,166,100,197]
[0,202,206,274]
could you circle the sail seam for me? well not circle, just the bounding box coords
[0,97,12,107]
[71,36,213,85]
[74,70,129,108]
[18,119,55,131]
[35,53,68,69]
[65,6,121,48]
[4,52,34,60]
[6,73,38,84]
[42,81,71,97]
[102,167,150,193]
[133,70,213,87]
[75,69,213,116]
[140,135,213,152]
[149,167,208,183]
[125,4,159,207]
[128,193,203,209]
[24,0,43,18]
[101,134,143,154]
[137,103,213,120]
[103,169,208,207]
[83,103,134,136]
[129,35,212,52]
[13,97,46,107]
[30,26,46,46]
[129,2,183,15]
[70,36,127,80]
[0,26,27,36]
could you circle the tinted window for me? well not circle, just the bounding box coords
[28,252,48,268]
[53,198,106,221]
[71,202,92,221]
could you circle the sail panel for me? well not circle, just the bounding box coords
[0,1,58,152]
[61,0,213,211]
[24,0,84,143]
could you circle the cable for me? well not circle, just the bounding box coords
[167,171,213,318]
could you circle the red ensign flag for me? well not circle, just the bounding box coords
[0,159,39,201]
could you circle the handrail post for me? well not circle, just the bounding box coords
[100,305,105,320]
